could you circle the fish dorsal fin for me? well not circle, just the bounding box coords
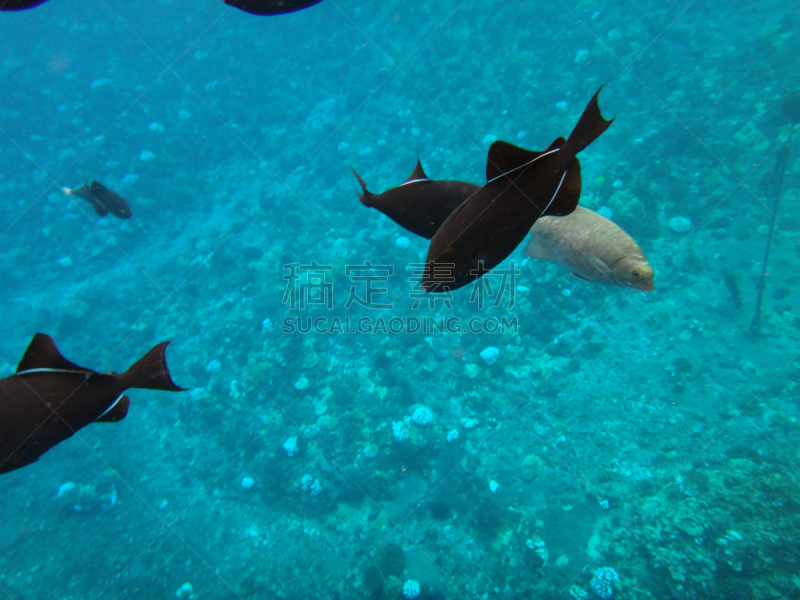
[403,158,429,185]
[89,180,110,195]
[487,142,538,181]
[16,333,90,373]
[485,137,565,181]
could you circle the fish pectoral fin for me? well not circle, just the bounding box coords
[16,333,92,373]
[91,201,109,217]
[570,272,594,283]
[586,255,616,284]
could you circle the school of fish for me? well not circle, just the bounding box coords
[0,2,658,478]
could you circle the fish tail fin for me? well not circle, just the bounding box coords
[559,86,614,161]
[350,166,374,207]
[122,342,186,392]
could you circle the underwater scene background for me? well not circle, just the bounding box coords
[1,0,799,598]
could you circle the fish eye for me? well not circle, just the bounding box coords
[631,270,641,279]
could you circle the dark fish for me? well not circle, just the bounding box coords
[782,89,800,124]
[62,180,132,219]
[0,334,185,475]
[421,87,614,293]
[2,0,322,12]
[724,272,742,308]
[223,0,323,15]
[0,0,49,11]
[351,159,480,239]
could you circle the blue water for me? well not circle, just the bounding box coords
[1,0,799,598]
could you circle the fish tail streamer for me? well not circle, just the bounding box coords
[350,166,374,207]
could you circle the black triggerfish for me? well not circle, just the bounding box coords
[421,87,614,293]
[223,0,323,15]
[1,0,323,13]
[62,180,132,219]
[0,0,49,10]
[0,334,186,475]
[351,159,480,239]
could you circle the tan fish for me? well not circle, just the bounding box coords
[525,206,654,292]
